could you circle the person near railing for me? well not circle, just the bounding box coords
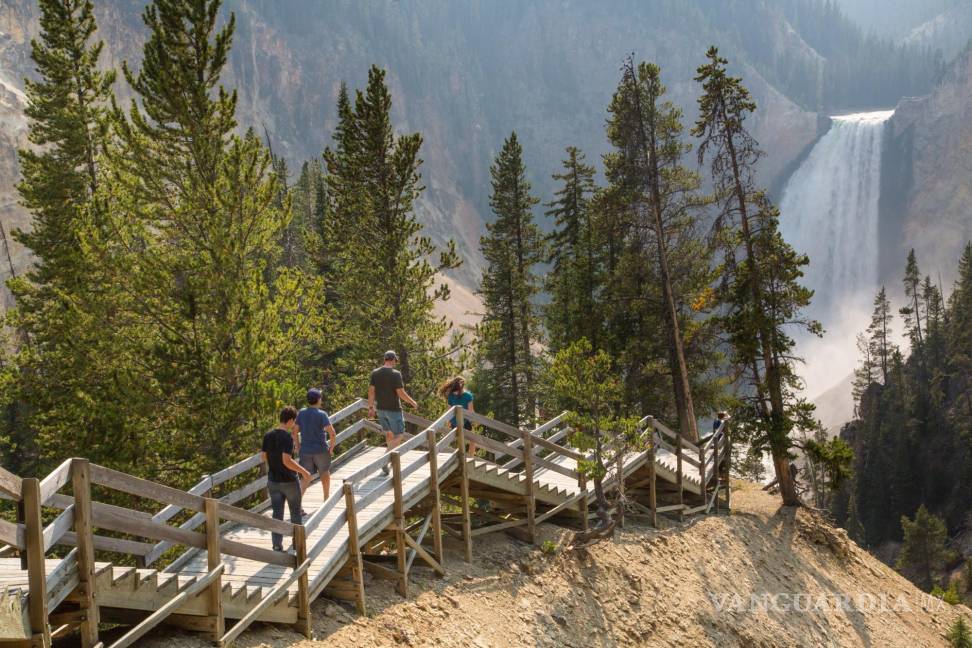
[700,410,730,446]
[439,375,477,456]
[261,406,311,552]
[296,388,338,501]
[368,350,418,474]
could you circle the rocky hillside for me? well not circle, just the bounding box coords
[136,483,971,648]
[883,46,972,286]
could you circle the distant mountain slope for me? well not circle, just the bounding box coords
[0,0,944,300]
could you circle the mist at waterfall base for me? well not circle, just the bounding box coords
[779,111,895,431]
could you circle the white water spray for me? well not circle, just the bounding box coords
[779,110,894,408]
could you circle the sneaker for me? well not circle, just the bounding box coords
[273,546,284,552]
[381,463,390,476]
[301,509,308,517]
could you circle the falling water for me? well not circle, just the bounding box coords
[779,110,894,404]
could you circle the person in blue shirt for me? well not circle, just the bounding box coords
[439,375,476,456]
[296,388,337,501]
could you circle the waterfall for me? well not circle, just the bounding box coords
[779,110,893,406]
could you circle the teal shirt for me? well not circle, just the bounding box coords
[448,390,473,427]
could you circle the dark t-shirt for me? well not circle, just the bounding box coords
[262,428,297,483]
[296,407,331,455]
[370,366,404,411]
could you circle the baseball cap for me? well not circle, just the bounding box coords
[384,350,399,361]
[307,388,323,403]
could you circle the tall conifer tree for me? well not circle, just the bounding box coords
[476,132,544,426]
[95,0,323,478]
[544,146,600,353]
[4,0,118,472]
[321,67,460,407]
[693,47,818,505]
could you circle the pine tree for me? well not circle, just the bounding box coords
[547,338,640,532]
[322,66,461,408]
[896,504,950,590]
[947,617,972,648]
[948,243,972,422]
[603,58,708,442]
[3,0,118,472]
[867,286,895,384]
[476,132,544,426]
[693,47,818,506]
[95,0,323,478]
[544,146,599,353]
[900,250,925,351]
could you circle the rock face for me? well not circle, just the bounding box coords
[883,48,972,286]
[0,0,823,301]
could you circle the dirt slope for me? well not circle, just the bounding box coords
[143,483,971,648]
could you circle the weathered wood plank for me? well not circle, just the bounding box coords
[38,459,72,505]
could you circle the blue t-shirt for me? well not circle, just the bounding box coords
[296,407,331,455]
[448,391,473,427]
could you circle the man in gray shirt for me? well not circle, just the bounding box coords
[368,350,418,456]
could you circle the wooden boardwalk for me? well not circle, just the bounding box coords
[0,401,729,647]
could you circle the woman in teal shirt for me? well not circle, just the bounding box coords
[439,375,476,456]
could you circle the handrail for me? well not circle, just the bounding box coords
[88,463,294,537]
[344,407,455,485]
[0,518,25,549]
[38,458,72,505]
[652,420,701,455]
[221,558,312,645]
[41,505,74,552]
[502,426,571,470]
[0,465,23,500]
[302,487,344,534]
[463,410,520,439]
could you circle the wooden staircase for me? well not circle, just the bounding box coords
[0,402,730,647]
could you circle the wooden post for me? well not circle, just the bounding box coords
[724,424,732,512]
[343,482,366,614]
[455,408,472,562]
[293,525,311,637]
[204,498,224,643]
[22,478,51,647]
[675,425,684,522]
[698,439,706,504]
[578,473,589,531]
[391,452,408,597]
[425,429,444,566]
[70,459,100,647]
[17,499,26,570]
[521,430,536,544]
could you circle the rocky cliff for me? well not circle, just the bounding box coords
[884,46,972,286]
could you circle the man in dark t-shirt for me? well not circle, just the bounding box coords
[368,350,418,456]
[261,406,311,551]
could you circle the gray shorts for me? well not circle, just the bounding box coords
[377,409,406,436]
[300,451,331,475]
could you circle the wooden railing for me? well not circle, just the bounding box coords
[0,400,731,646]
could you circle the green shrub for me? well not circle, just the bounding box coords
[932,582,962,605]
[947,617,972,648]
[541,540,558,555]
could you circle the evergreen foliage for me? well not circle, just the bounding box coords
[692,47,819,506]
[547,338,640,528]
[544,147,600,354]
[475,132,544,427]
[896,504,950,591]
[318,66,461,410]
[948,617,972,648]
[835,246,972,568]
[2,0,117,474]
